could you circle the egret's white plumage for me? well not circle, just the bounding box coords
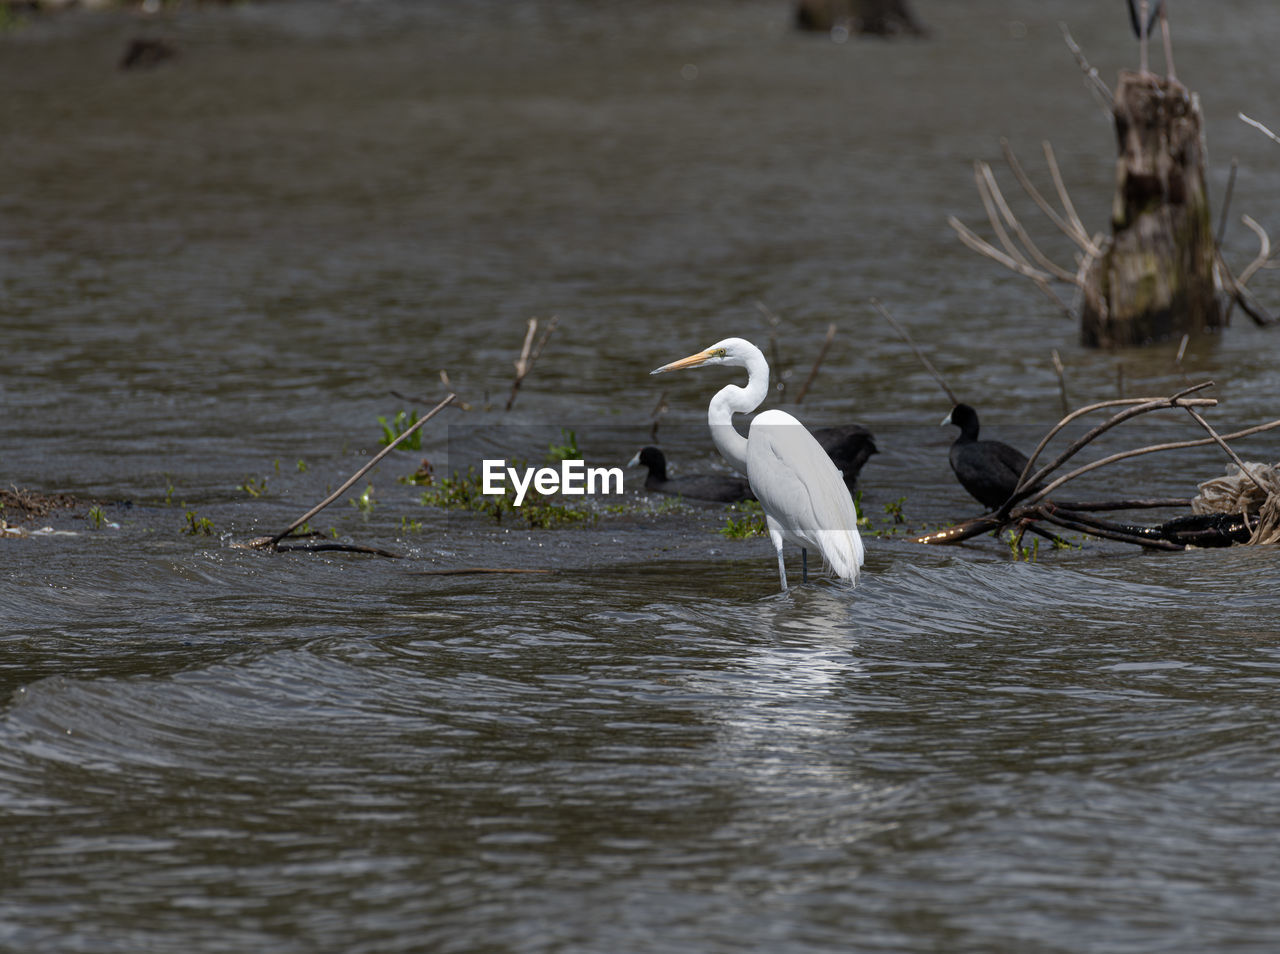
[651,336,863,590]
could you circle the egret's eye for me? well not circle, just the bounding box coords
[714,348,726,357]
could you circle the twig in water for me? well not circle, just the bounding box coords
[1000,139,1099,255]
[505,316,559,411]
[277,542,404,558]
[649,389,669,443]
[1239,215,1274,286]
[1059,23,1112,111]
[252,394,456,551]
[1216,158,1238,248]
[948,215,1073,317]
[756,301,787,398]
[793,323,836,405]
[1051,349,1069,417]
[1172,333,1193,385]
[1042,140,1093,255]
[1011,383,1218,510]
[1240,113,1280,147]
[870,299,960,405]
[1181,405,1273,497]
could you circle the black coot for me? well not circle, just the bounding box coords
[628,447,755,503]
[811,425,878,494]
[943,404,1042,511]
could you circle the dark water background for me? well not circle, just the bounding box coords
[4,1,1280,951]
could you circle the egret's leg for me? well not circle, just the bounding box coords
[766,516,788,591]
[1138,0,1149,75]
[1159,4,1175,81]
[802,548,808,583]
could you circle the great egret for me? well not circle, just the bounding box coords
[627,447,755,503]
[651,337,863,590]
[1126,0,1162,42]
[811,425,878,495]
[1126,0,1175,80]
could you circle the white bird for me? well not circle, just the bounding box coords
[651,336,863,591]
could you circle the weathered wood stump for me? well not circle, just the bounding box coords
[1080,70,1223,348]
[794,0,925,36]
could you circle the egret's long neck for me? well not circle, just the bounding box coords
[707,346,769,476]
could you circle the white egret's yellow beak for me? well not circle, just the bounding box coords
[650,349,715,375]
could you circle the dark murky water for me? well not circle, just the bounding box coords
[4,1,1280,950]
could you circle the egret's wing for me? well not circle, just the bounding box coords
[747,410,863,582]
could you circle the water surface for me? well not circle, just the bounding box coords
[3,2,1280,951]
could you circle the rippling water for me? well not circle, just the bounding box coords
[4,1,1280,951]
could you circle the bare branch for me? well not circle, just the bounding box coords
[649,389,669,443]
[1240,112,1280,147]
[1239,214,1273,286]
[793,323,837,405]
[1012,383,1216,504]
[973,161,1030,269]
[1034,507,1183,550]
[506,315,559,411]
[948,216,1073,317]
[1182,406,1272,497]
[1060,22,1113,109]
[1042,140,1092,247]
[1051,349,1069,417]
[1000,138,1098,255]
[1215,158,1238,247]
[977,160,1080,283]
[1216,247,1278,327]
[870,299,960,406]
[254,393,457,550]
[1021,414,1280,510]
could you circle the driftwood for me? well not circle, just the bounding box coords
[911,383,1280,551]
[1080,71,1221,346]
[505,316,558,412]
[953,28,1277,347]
[245,394,455,554]
[792,323,836,405]
[871,299,959,405]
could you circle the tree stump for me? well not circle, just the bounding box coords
[1080,70,1223,348]
[794,0,926,36]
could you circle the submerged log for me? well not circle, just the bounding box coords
[794,0,925,36]
[1080,70,1223,347]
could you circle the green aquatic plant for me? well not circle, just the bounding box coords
[296,459,308,473]
[883,495,906,524]
[1005,529,1040,562]
[0,7,26,32]
[605,495,694,517]
[418,464,593,529]
[719,500,767,539]
[378,410,422,451]
[350,485,376,514]
[398,459,435,485]
[545,429,580,464]
[239,476,269,498]
[184,510,215,536]
[86,506,107,530]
